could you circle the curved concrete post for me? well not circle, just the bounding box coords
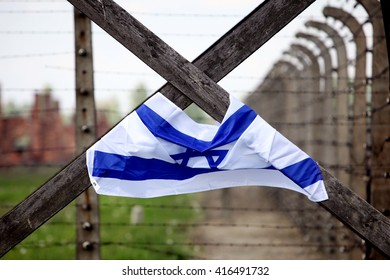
[225,60,298,223]
[323,6,368,200]
[274,61,300,134]
[239,61,298,224]
[305,20,351,187]
[290,44,321,93]
[291,44,322,159]
[296,32,337,175]
[266,61,296,127]
[357,0,390,260]
[284,50,313,153]
[246,68,277,117]
[246,61,299,129]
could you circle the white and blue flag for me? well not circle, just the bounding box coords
[86,93,328,202]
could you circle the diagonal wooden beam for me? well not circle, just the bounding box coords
[158,0,318,115]
[69,0,318,122]
[58,0,390,258]
[0,0,318,257]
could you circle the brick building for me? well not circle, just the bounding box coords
[0,90,110,167]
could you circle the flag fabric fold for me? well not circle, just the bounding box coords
[86,93,328,202]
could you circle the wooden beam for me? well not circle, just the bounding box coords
[70,0,231,121]
[69,0,317,123]
[158,0,318,113]
[0,154,90,257]
[73,9,100,259]
[320,167,390,257]
[0,0,317,257]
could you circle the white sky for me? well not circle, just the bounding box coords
[0,0,371,118]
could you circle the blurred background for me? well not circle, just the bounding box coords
[0,0,388,260]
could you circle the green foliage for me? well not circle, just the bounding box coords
[0,167,75,259]
[99,194,200,260]
[0,167,200,260]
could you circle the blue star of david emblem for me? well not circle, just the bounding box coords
[171,148,228,168]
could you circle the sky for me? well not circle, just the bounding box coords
[0,0,370,119]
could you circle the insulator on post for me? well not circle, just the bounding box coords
[81,125,90,133]
[82,222,93,231]
[81,203,91,211]
[78,48,87,56]
[82,241,93,251]
[79,87,89,96]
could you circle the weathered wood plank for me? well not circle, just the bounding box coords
[158,0,317,115]
[0,0,316,257]
[68,0,229,121]
[0,154,90,256]
[73,9,100,259]
[320,167,390,257]
[69,0,317,122]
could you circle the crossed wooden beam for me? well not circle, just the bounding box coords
[1,0,389,258]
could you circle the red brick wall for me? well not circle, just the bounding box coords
[0,92,110,167]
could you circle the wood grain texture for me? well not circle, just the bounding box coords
[0,154,90,256]
[73,9,100,260]
[320,167,390,257]
[69,0,230,120]
[158,0,317,119]
[69,0,317,122]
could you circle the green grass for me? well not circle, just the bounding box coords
[0,167,201,260]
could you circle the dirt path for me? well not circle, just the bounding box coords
[192,186,330,259]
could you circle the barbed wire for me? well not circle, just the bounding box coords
[0,51,72,59]
[2,86,389,96]
[43,64,379,81]
[0,7,376,20]
[7,239,358,259]
[0,0,62,2]
[16,240,359,249]
[1,29,383,40]
[39,220,346,231]
[93,201,374,213]
[0,9,71,14]
[0,201,322,212]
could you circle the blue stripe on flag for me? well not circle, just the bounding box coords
[279,158,323,188]
[92,151,223,181]
[92,151,322,188]
[136,103,257,152]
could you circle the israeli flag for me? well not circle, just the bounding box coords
[86,93,328,202]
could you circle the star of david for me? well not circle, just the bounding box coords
[171,148,228,168]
